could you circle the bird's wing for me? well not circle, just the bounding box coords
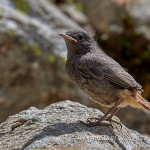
[74,65,104,80]
[100,65,142,90]
[73,54,142,90]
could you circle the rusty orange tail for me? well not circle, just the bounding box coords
[132,90,150,111]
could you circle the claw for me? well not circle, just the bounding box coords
[106,116,122,129]
[80,115,121,129]
[87,117,99,122]
[79,100,122,129]
[80,120,113,128]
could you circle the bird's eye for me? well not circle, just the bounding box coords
[77,34,84,41]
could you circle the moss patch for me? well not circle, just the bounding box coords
[12,0,30,14]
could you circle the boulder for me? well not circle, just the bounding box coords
[0,0,89,123]
[0,100,150,150]
[0,0,149,138]
[80,0,150,38]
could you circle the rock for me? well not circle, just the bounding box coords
[0,100,150,150]
[0,0,81,57]
[58,4,88,26]
[80,0,150,38]
[127,0,150,40]
[0,0,90,123]
[80,0,126,33]
[0,0,149,139]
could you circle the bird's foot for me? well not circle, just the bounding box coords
[80,115,122,128]
[80,116,112,128]
[80,119,112,127]
[106,115,122,129]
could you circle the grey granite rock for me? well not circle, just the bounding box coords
[81,0,150,39]
[0,0,89,123]
[59,4,88,26]
[127,0,150,40]
[0,0,81,57]
[0,100,150,150]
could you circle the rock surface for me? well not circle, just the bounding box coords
[81,0,150,38]
[0,0,150,138]
[0,0,90,123]
[0,100,150,150]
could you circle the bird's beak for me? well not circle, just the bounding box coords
[59,34,77,43]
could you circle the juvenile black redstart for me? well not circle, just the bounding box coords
[59,30,150,127]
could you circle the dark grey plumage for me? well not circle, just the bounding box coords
[59,30,150,127]
[65,30,142,90]
[60,30,150,110]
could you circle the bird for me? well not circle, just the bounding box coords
[59,30,150,127]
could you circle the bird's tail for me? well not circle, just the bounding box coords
[132,90,150,111]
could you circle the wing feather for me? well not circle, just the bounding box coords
[72,53,142,90]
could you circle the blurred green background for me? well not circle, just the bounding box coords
[0,0,149,135]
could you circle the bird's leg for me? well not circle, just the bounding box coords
[83,99,122,127]
[87,106,116,122]
[105,107,122,128]
[87,107,121,125]
[106,107,120,122]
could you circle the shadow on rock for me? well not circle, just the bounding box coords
[21,122,126,150]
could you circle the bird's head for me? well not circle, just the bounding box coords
[59,30,95,55]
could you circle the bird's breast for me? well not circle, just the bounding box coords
[65,62,118,107]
